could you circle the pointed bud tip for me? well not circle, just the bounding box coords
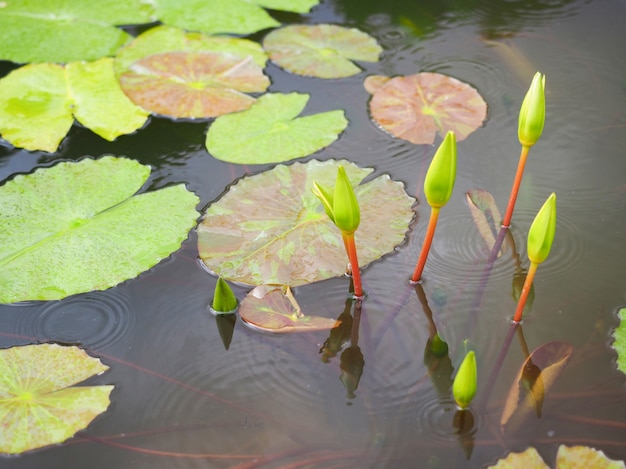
[527,192,557,265]
[424,131,457,209]
[453,350,477,409]
[212,277,238,313]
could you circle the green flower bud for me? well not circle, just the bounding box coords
[212,277,238,313]
[312,181,335,223]
[527,192,556,265]
[424,131,457,209]
[333,166,360,234]
[453,350,477,410]
[518,72,546,147]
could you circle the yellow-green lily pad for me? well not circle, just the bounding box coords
[0,343,113,455]
[613,308,626,375]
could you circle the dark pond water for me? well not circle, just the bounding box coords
[2,0,626,467]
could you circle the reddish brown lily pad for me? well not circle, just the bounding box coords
[240,285,339,333]
[120,51,270,119]
[367,72,487,144]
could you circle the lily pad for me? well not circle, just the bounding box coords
[614,308,626,375]
[0,60,149,152]
[0,157,200,303]
[487,447,550,468]
[556,445,626,468]
[197,159,415,287]
[0,343,113,454]
[114,25,268,75]
[206,93,348,164]
[240,285,338,333]
[120,51,270,119]
[0,0,154,63]
[263,24,382,79]
[367,72,488,144]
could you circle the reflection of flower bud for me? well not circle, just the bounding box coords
[453,351,477,410]
[527,192,556,265]
[313,166,360,234]
[340,345,365,399]
[518,72,546,148]
[212,277,238,313]
[424,131,457,209]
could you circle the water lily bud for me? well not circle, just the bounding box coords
[212,277,238,313]
[332,166,360,234]
[312,181,336,223]
[453,350,477,410]
[518,72,546,147]
[527,192,556,265]
[424,131,457,209]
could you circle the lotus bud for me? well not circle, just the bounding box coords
[424,131,457,209]
[453,350,477,410]
[212,277,238,313]
[527,193,556,265]
[518,72,546,148]
[333,166,361,234]
[312,181,335,223]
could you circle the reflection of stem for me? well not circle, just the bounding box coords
[352,299,362,346]
[342,232,363,298]
[414,283,437,338]
[516,322,531,359]
[513,261,538,323]
[411,207,441,283]
[502,145,530,228]
[478,321,519,409]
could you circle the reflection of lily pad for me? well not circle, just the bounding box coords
[0,343,113,455]
[0,157,199,303]
[367,73,488,144]
[120,51,270,119]
[0,0,153,63]
[0,60,149,152]
[197,159,415,287]
[206,93,348,164]
[114,25,268,75]
[240,285,338,333]
[263,24,382,78]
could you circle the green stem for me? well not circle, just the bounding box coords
[342,232,363,298]
[502,145,530,228]
[411,207,440,283]
[513,261,538,323]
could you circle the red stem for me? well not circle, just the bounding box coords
[342,232,363,298]
[502,145,530,228]
[513,261,538,323]
[411,207,440,283]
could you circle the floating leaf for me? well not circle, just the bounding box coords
[367,72,488,144]
[556,445,626,468]
[263,24,382,79]
[0,343,113,454]
[466,188,510,257]
[0,60,149,152]
[363,75,391,94]
[0,157,199,303]
[501,341,573,432]
[120,51,270,119]
[206,93,348,164]
[487,447,550,468]
[0,0,154,63]
[239,285,338,333]
[114,25,268,75]
[197,159,415,287]
[614,308,626,375]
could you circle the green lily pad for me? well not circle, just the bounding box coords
[0,157,199,303]
[0,343,113,455]
[206,92,348,164]
[263,24,382,78]
[488,445,626,468]
[197,159,415,287]
[120,51,270,119]
[367,72,488,144]
[0,59,149,152]
[114,25,268,75]
[240,285,338,333]
[153,0,313,36]
[614,308,626,375]
[0,0,154,63]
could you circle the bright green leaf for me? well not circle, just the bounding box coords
[263,24,382,79]
[615,308,626,375]
[0,0,154,63]
[197,159,415,287]
[252,0,319,13]
[206,93,348,164]
[0,343,113,455]
[0,157,200,303]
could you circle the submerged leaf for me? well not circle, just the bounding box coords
[264,24,382,79]
[120,51,270,119]
[240,285,337,333]
[368,72,487,144]
[0,343,113,454]
[0,157,199,303]
[466,189,507,255]
[206,92,347,164]
[197,159,415,287]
